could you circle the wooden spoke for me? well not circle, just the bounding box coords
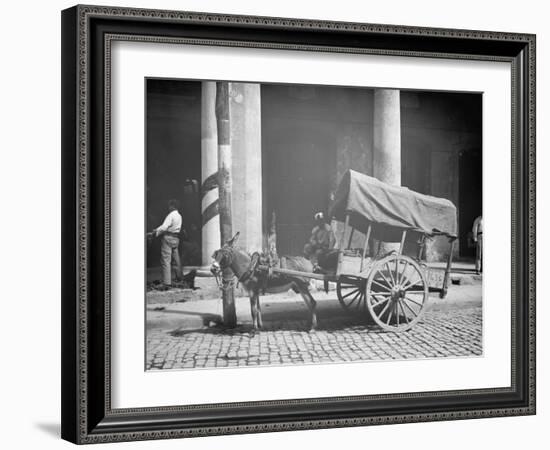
[337,277,367,311]
[372,296,390,307]
[372,292,392,298]
[385,262,396,286]
[399,264,422,289]
[395,302,400,326]
[398,300,410,324]
[366,254,429,332]
[378,298,392,318]
[349,290,367,311]
[371,278,392,292]
[377,269,393,290]
[355,293,366,310]
[398,269,413,289]
[372,296,391,307]
[401,275,421,291]
[401,297,418,318]
[347,290,362,307]
[394,258,399,284]
[404,295,424,308]
[343,286,360,291]
[341,288,360,299]
[398,260,409,284]
[385,303,394,324]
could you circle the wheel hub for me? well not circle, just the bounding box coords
[390,286,405,301]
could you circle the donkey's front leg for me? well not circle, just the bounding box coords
[249,293,258,329]
[307,292,318,331]
[296,284,318,332]
[255,290,263,329]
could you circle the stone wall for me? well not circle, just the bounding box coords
[401,91,482,260]
[147,80,482,266]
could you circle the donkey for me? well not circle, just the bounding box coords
[211,233,319,331]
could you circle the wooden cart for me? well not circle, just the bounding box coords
[259,170,458,332]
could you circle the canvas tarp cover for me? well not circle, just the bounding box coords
[329,170,457,238]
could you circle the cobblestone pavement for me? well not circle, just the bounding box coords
[146,290,482,370]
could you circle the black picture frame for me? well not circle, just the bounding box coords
[61,4,536,444]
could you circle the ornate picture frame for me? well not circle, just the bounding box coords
[61,4,536,444]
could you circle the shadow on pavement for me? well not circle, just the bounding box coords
[148,307,222,327]
[168,311,379,336]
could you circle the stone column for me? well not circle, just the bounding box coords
[373,89,401,252]
[373,89,401,185]
[229,83,263,253]
[201,81,220,265]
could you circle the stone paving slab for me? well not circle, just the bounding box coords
[146,286,482,371]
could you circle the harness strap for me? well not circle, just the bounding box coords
[238,252,260,283]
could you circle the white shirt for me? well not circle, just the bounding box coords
[155,210,182,235]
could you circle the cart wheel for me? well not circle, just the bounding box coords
[365,254,428,332]
[336,275,367,311]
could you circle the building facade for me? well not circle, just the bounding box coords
[146,80,482,267]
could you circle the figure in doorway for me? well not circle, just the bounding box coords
[472,215,483,275]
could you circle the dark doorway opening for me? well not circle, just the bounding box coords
[263,126,335,256]
[458,148,482,258]
[146,79,202,267]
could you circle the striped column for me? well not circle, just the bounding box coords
[201,81,220,266]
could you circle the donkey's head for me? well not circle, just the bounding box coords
[210,232,240,276]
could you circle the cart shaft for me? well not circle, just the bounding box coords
[257,265,336,282]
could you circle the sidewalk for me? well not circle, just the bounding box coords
[147,282,482,332]
[146,260,482,305]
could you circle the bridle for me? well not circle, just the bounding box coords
[215,246,234,269]
[211,246,235,288]
[211,246,260,287]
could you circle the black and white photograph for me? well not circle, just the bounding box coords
[0,0,543,446]
[145,79,483,371]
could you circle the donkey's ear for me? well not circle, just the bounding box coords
[226,231,240,247]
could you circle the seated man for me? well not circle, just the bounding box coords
[303,212,336,267]
[315,247,339,273]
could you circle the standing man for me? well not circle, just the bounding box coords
[154,199,183,288]
[472,215,483,275]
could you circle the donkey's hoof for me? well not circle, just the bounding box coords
[308,327,317,334]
